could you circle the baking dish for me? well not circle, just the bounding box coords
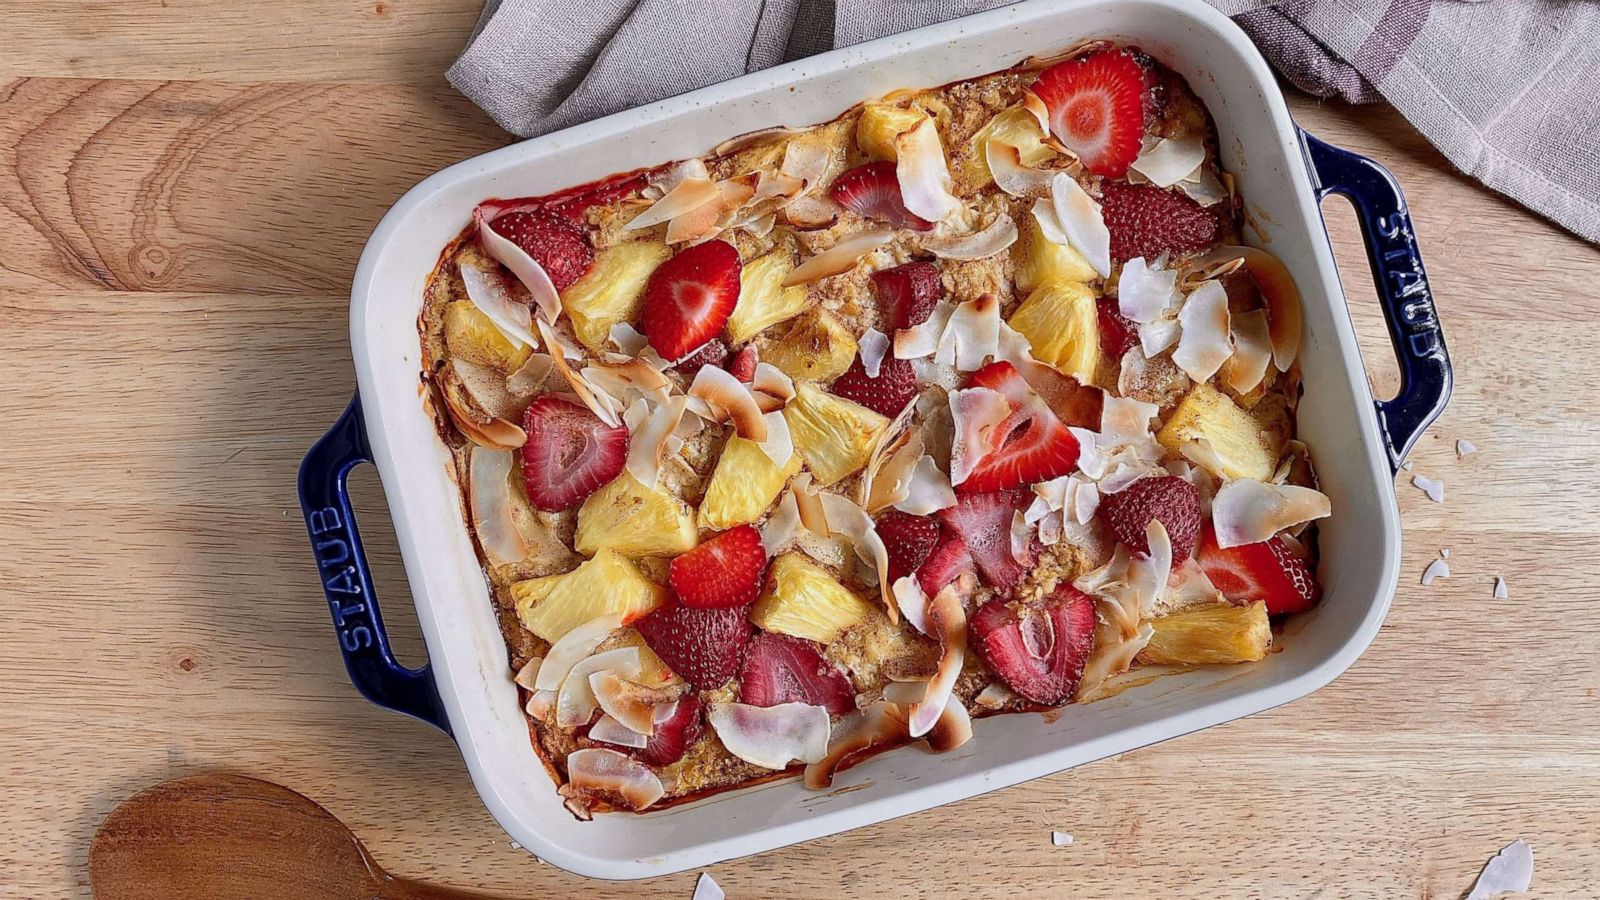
[298,0,1450,879]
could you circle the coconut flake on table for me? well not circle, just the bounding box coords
[458,258,538,349]
[1051,831,1075,847]
[1465,839,1533,900]
[783,229,894,286]
[693,872,726,900]
[1211,478,1332,548]
[1458,439,1479,457]
[895,114,963,224]
[1493,576,1509,599]
[985,139,1055,198]
[1130,136,1206,187]
[919,213,1018,260]
[1412,473,1446,503]
[707,702,831,769]
[473,208,562,324]
[858,328,890,378]
[1440,547,1451,559]
[1173,280,1233,383]
[469,447,531,565]
[1421,558,1451,586]
[1402,460,1414,472]
[564,748,664,812]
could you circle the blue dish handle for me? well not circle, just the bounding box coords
[298,396,452,735]
[1300,130,1452,473]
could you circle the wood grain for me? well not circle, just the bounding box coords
[3,7,1600,896]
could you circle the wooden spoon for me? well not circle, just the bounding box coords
[90,773,497,900]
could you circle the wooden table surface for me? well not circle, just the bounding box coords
[4,4,1598,898]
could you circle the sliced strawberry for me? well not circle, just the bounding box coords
[669,525,767,609]
[639,239,742,363]
[635,601,753,692]
[960,361,1081,493]
[875,510,942,583]
[1028,50,1146,178]
[1098,475,1202,563]
[1196,526,1320,616]
[1097,296,1140,360]
[916,529,974,597]
[829,355,919,418]
[673,337,730,375]
[1099,181,1220,263]
[970,584,1096,704]
[489,210,594,292]
[938,490,1036,594]
[633,692,704,767]
[728,345,759,382]
[519,395,629,512]
[738,632,856,716]
[872,261,943,331]
[828,162,934,231]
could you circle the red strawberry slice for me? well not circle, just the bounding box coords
[728,345,759,382]
[669,525,767,609]
[829,355,920,418]
[1098,475,1202,563]
[633,692,704,767]
[1097,296,1140,360]
[1028,50,1146,178]
[872,261,943,331]
[635,601,753,692]
[970,584,1097,704]
[875,510,942,583]
[738,632,856,716]
[916,529,974,597]
[828,162,934,231]
[960,361,1081,493]
[639,239,742,363]
[489,210,594,292]
[519,395,629,512]
[938,490,1036,594]
[1099,181,1220,263]
[1196,526,1320,616]
[673,337,730,375]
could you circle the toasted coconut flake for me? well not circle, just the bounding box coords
[506,352,557,397]
[524,689,556,721]
[781,138,833,191]
[1493,576,1509,599]
[975,682,1018,709]
[1049,173,1111,278]
[665,197,726,245]
[920,214,1018,260]
[909,587,967,738]
[892,576,931,635]
[535,318,622,427]
[1222,309,1273,394]
[1118,257,1179,324]
[458,258,537,348]
[589,713,649,749]
[513,656,542,691]
[688,365,768,441]
[821,492,895,619]
[623,396,688,489]
[1132,520,1173,617]
[454,357,524,426]
[592,670,674,735]
[1195,246,1303,370]
[859,328,890,378]
[1421,558,1450,586]
[1412,473,1445,503]
[1138,317,1182,357]
[469,447,530,565]
[924,695,973,753]
[949,386,1013,487]
[565,748,664,811]
[651,159,710,193]
[790,474,829,536]
[1101,395,1160,442]
[535,613,625,692]
[782,194,842,230]
[1177,166,1228,206]
[441,377,526,450]
[783,229,894,286]
[626,176,720,231]
[708,702,831,769]
[555,647,643,728]
[751,362,796,409]
[1130,136,1206,188]
[1457,439,1478,457]
[861,408,918,512]
[985,139,1055,199]
[1020,89,1052,134]
[895,115,962,223]
[1173,280,1233,383]
[894,299,956,360]
[473,209,562,324]
[762,491,803,555]
[1076,621,1153,701]
[1212,478,1331,548]
[898,454,957,515]
[803,700,904,789]
[937,294,1002,371]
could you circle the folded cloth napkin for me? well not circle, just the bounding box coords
[448,0,1600,243]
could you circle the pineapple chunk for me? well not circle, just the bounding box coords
[444,301,532,372]
[783,382,889,486]
[856,103,926,161]
[512,549,665,643]
[1156,383,1277,481]
[1140,601,1271,665]
[561,240,672,351]
[727,251,810,343]
[1009,282,1100,382]
[575,472,698,558]
[752,553,874,643]
[764,310,858,383]
[700,436,802,530]
[1012,212,1098,292]
[969,107,1057,188]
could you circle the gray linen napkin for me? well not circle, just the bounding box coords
[448,0,1600,243]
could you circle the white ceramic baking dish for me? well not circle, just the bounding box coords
[299,0,1450,879]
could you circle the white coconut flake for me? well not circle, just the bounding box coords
[624,395,689,489]
[1047,172,1111,278]
[895,115,963,223]
[1421,558,1451,586]
[755,409,795,467]
[948,386,1012,487]
[565,748,664,811]
[784,229,894,286]
[708,702,831,769]
[1465,839,1533,900]
[896,454,957,516]
[1457,439,1479,457]
[1177,166,1228,206]
[920,213,1018,260]
[985,139,1055,198]
[588,713,649,749]
[894,299,956,360]
[1412,473,1445,503]
[469,447,530,566]
[1118,257,1179,324]
[859,328,889,378]
[1173,280,1233,383]
[1051,831,1074,847]
[1130,136,1206,188]
[555,647,643,728]
[458,259,537,349]
[1440,547,1451,559]
[893,575,931,636]
[937,294,1003,371]
[1211,478,1332,548]
[1493,576,1509,599]
[761,491,803,555]
[536,614,626,692]
[1138,317,1182,357]
[974,682,1017,709]
[512,657,542,691]
[693,873,726,900]
[1402,460,1414,472]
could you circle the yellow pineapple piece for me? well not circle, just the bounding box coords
[444,301,532,372]
[726,251,810,343]
[1012,212,1098,292]
[575,472,698,558]
[561,240,672,351]
[1156,383,1277,481]
[512,549,665,643]
[782,381,889,486]
[969,107,1056,188]
[700,436,802,530]
[1139,601,1271,665]
[856,103,927,161]
[752,553,874,643]
[764,310,858,383]
[1008,282,1100,382]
